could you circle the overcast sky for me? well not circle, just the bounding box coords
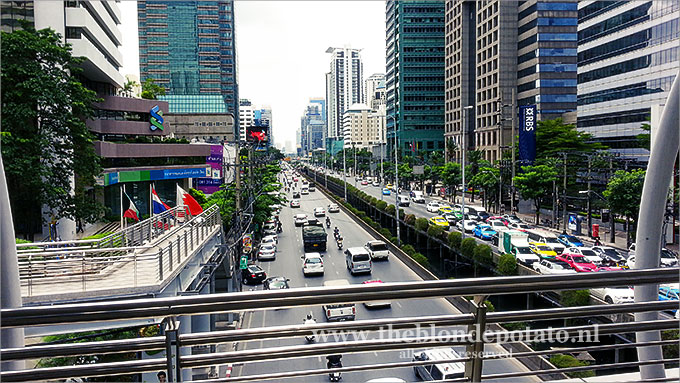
[119,1,386,150]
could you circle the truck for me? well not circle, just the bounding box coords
[502,230,540,266]
[302,219,327,251]
[323,279,356,321]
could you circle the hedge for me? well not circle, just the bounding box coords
[401,244,416,256]
[376,201,388,211]
[412,252,430,268]
[549,354,595,378]
[385,204,396,215]
[427,225,444,238]
[415,218,429,232]
[404,214,416,225]
[497,253,517,275]
[448,231,462,250]
[560,290,590,307]
[379,228,392,238]
[460,237,477,258]
[473,245,493,266]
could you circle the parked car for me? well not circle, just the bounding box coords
[426,202,441,213]
[294,214,308,226]
[302,252,324,276]
[261,235,277,247]
[529,242,558,258]
[558,234,584,247]
[503,214,523,225]
[314,207,326,217]
[591,286,635,304]
[242,264,267,285]
[591,246,626,263]
[264,276,290,290]
[362,279,391,308]
[533,259,576,274]
[566,247,603,265]
[328,203,340,213]
[258,244,277,261]
[557,253,599,272]
[428,216,450,230]
[473,224,497,240]
[456,220,477,233]
[290,199,301,208]
[365,240,390,260]
[628,244,678,267]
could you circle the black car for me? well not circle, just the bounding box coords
[292,191,301,198]
[242,264,267,285]
[477,211,490,221]
[264,276,290,290]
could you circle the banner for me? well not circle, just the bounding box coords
[518,105,537,166]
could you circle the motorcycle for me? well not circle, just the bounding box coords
[303,316,316,343]
[326,355,342,381]
[336,237,343,250]
[326,218,331,228]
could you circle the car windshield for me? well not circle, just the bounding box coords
[570,256,588,263]
[581,249,597,256]
[435,218,447,223]
[537,246,553,252]
[306,258,321,264]
[269,281,288,289]
[563,235,578,242]
[371,243,388,251]
[603,249,621,258]
[519,224,530,229]
[516,247,533,254]
[248,266,261,272]
[262,245,275,251]
[661,249,676,259]
[553,262,569,269]
[545,238,561,244]
[352,254,370,262]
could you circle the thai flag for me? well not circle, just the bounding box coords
[152,187,171,214]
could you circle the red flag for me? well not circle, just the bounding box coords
[123,192,140,221]
[177,185,204,215]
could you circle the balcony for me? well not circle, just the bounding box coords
[94,141,212,158]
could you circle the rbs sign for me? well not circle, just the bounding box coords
[519,105,537,165]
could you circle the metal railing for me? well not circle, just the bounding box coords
[1,268,678,382]
[16,205,222,299]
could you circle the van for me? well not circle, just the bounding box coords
[345,247,372,275]
[397,195,410,207]
[527,229,565,254]
[410,190,426,203]
[413,347,465,381]
[365,240,390,260]
[322,279,356,321]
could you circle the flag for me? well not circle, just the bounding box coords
[152,187,171,214]
[123,192,140,221]
[177,185,204,216]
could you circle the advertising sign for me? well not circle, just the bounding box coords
[242,234,253,254]
[413,165,424,175]
[518,105,537,165]
[247,126,269,143]
[150,105,164,131]
[194,145,223,195]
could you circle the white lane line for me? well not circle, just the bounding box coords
[335,270,339,275]
[373,352,378,357]
[395,301,402,308]
[305,283,308,287]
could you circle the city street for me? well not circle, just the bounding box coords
[233,172,538,382]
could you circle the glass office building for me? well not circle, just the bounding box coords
[138,1,238,131]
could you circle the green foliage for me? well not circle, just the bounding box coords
[140,77,166,100]
[81,232,115,241]
[412,252,430,268]
[603,169,645,224]
[401,244,416,256]
[636,120,651,151]
[118,78,138,98]
[460,237,477,258]
[497,253,518,275]
[440,162,461,191]
[661,329,679,360]
[427,225,444,238]
[2,25,104,238]
[448,231,462,250]
[415,217,429,231]
[469,166,501,205]
[188,188,208,205]
[549,354,595,378]
[560,290,590,307]
[483,300,495,312]
[473,244,493,266]
[380,228,392,238]
[502,322,528,331]
[513,165,559,224]
[536,119,607,159]
[404,214,416,225]
[376,200,388,211]
[385,204,396,215]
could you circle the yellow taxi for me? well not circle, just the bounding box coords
[428,216,450,230]
[438,206,454,215]
[529,242,557,258]
[386,183,395,191]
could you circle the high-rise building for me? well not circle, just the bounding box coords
[325,46,364,141]
[137,0,239,131]
[239,99,254,142]
[386,1,445,157]
[365,73,386,111]
[577,1,678,160]
[300,98,326,155]
[342,104,386,149]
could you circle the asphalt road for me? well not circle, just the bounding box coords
[230,169,538,382]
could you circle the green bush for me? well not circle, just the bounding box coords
[357,211,367,219]
[473,244,493,266]
[404,214,416,225]
[448,231,462,250]
[370,197,378,206]
[412,252,430,268]
[483,300,495,312]
[460,237,477,258]
[502,322,528,331]
[497,253,518,275]
[376,200,388,211]
[401,244,416,256]
[560,290,590,307]
[427,225,444,238]
[385,204,396,215]
[549,354,595,378]
[390,236,400,245]
[363,217,374,226]
[662,329,679,359]
[371,222,381,230]
[380,228,392,238]
[415,217,429,231]
[399,209,406,219]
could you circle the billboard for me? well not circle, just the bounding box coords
[518,105,537,165]
[246,125,269,143]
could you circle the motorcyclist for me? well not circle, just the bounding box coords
[304,314,317,343]
[326,216,331,227]
[326,354,342,381]
[333,226,340,239]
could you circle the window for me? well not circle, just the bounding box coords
[578,47,678,83]
[538,79,577,87]
[538,33,577,41]
[537,48,577,57]
[578,75,675,106]
[537,94,577,103]
[536,2,577,11]
[537,17,578,26]
[538,63,577,72]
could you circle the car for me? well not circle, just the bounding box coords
[477,211,490,222]
[290,199,301,208]
[413,347,465,381]
[566,247,603,264]
[429,216,450,230]
[328,203,340,213]
[397,195,411,206]
[456,220,477,233]
[261,235,277,247]
[294,214,308,226]
[473,224,497,240]
[372,181,380,187]
[314,207,326,217]
[426,202,441,213]
[292,191,301,198]
[345,247,372,275]
[591,246,626,263]
[443,211,463,225]
[508,222,532,231]
[557,253,600,272]
[503,214,523,225]
[386,183,394,190]
[533,259,576,274]
[438,206,454,215]
[242,264,267,285]
[410,190,426,203]
[263,226,278,237]
[465,212,481,222]
[362,280,391,308]
[308,185,316,192]
[361,180,369,185]
[382,188,391,195]
[529,242,558,258]
[258,244,277,260]
[591,286,635,304]
[628,244,678,267]
[659,285,679,311]
[512,246,541,266]
[558,234,584,247]
[485,216,509,225]
[302,253,324,276]
[365,240,390,260]
[264,276,290,290]
[301,188,309,195]
[487,220,507,231]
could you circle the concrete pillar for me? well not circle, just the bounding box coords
[179,315,192,382]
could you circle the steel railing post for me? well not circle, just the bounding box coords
[465,295,488,383]
[168,243,173,271]
[184,232,189,260]
[177,237,181,262]
[81,253,86,292]
[133,251,138,287]
[163,316,180,382]
[158,248,164,281]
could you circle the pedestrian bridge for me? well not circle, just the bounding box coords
[16,205,223,306]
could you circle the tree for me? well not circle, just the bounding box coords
[446,137,458,162]
[536,118,606,159]
[118,78,138,98]
[466,150,485,202]
[469,166,499,212]
[440,162,461,202]
[513,165,559,224]
[1,25,103,239]
[636,119,651,151]
[603,169,646,245]
[140,77,166,100]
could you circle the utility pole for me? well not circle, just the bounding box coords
[552,180,557,227]
[234,140,241,228]
[562,153,568,231]
[587,156,592,237]
[510,88,516,214]
[609,156,616,243]
[461,106,473,238]
[394,132,400,245]
[342,146,347,201]
[354,144,358,187]
[324,149,327,187]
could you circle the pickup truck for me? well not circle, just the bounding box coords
[302,220,327,251]
[323,280,356,321]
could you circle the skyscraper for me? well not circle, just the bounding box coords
[364,73,386,111]
[386,1,445,157]
[325,46,364,142]
[138,0,239,130]
[300,98,326,154]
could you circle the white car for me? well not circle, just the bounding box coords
[294,214,308,227]
[590,286,634,304]
[628,244,678,267]
[533,259,577,274]
[426,202,441,213]
[314,207,326,217]
[328,203,340,213]
[365,240,390,260]
[261,235,277,247]
[372,181,380,187]
[258,244,277,261]
[302,253,324,276]
[487,220,507,231]
[456,220,477,233]
[508,222,532,231]
[411,191,426,203]
[567,247,603,264]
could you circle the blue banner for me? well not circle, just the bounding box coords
[518,105,537,166]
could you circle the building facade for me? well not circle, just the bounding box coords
[577,1,679,160]
[342,104,385,149]
[325,46,364,142]
[239,98,254,142]
[299,98,326,155]
[137,0,239,130]
[386,0,446,157]
[364,73,386,111]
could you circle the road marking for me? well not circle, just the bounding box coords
[305,283,308,287]
[395,301,402,308]
[335,270,339,275]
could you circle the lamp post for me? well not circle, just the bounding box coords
[461,106,473,238]
[342,144,347,202]
[579,189,609,241]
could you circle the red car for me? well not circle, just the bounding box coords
[485,216,509,225]
[557,253,599,272]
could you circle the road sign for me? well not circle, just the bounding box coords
[413,165,424,175]
[240,256,248,270]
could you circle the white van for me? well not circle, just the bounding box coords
[397,195,411,207]
[365,240,390,260]
[413,347,465,381]
[322,279,356,321]
[345,247,372,275]
[411,190,426,203]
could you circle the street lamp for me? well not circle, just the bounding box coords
[461,106,473,238]
[342,144,347,202]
